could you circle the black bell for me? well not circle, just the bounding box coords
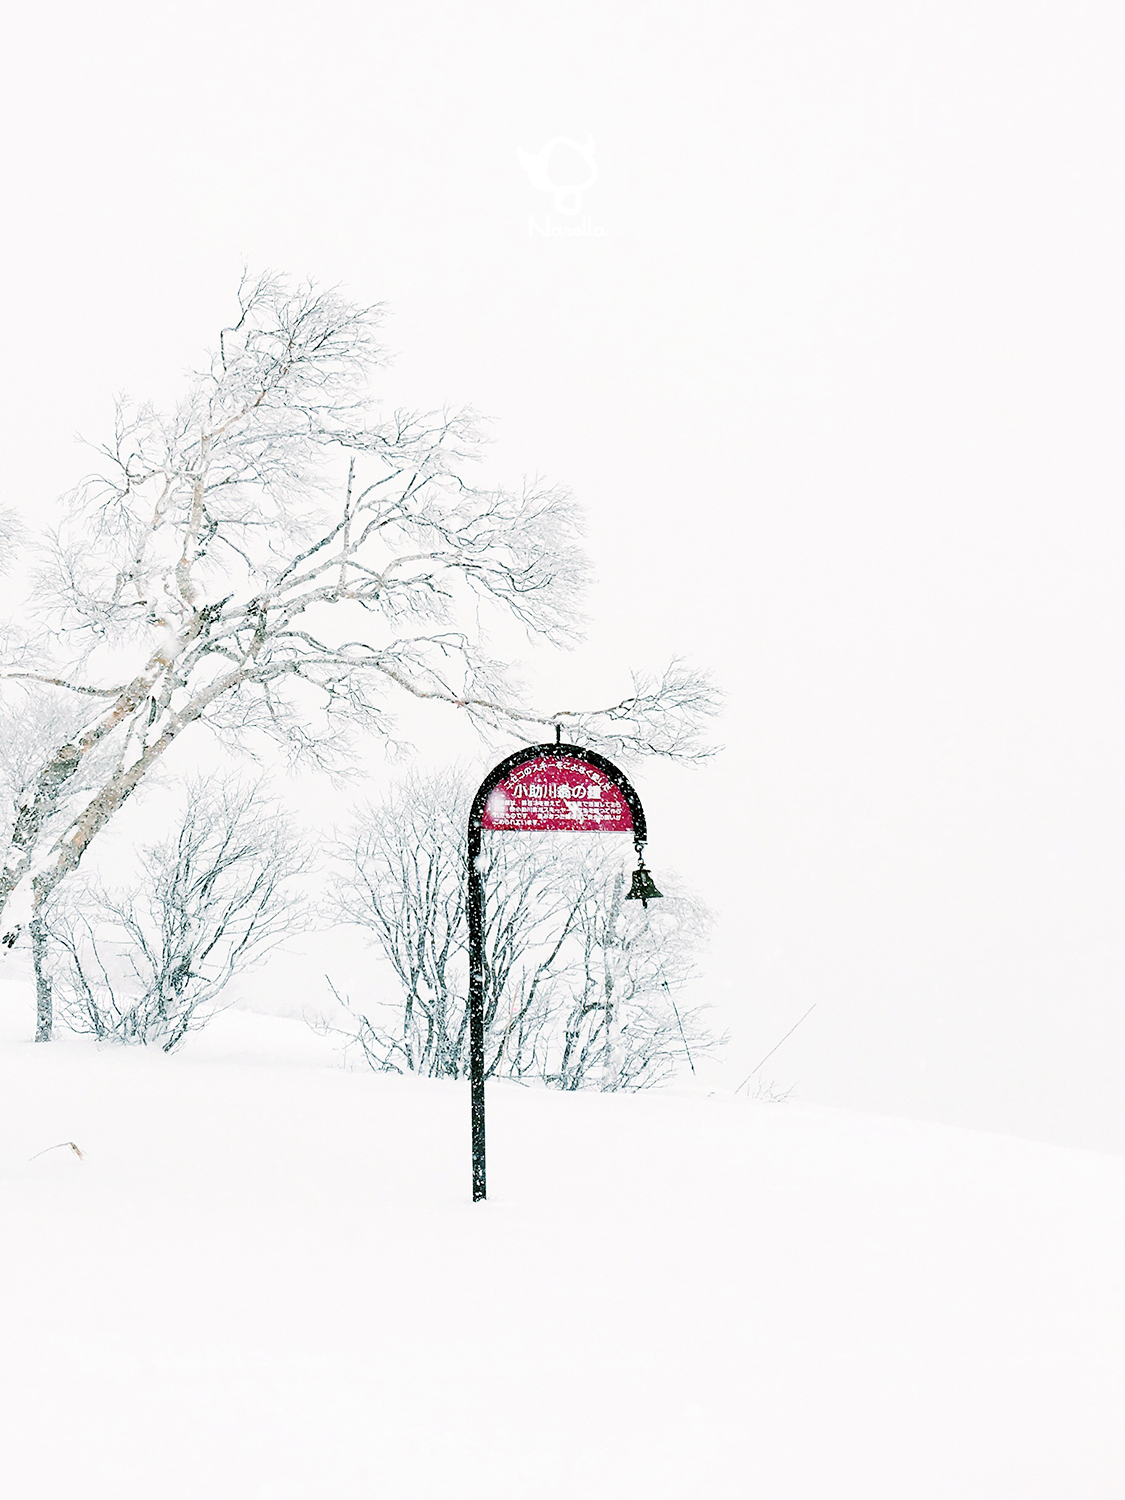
[626,860,663,909]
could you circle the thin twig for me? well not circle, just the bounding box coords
[734,1003,816,1095]
[29,1141,85,1161]
[664,979,695,1075]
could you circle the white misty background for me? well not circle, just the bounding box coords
[1,1,1123,1151]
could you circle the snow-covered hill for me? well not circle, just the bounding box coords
[3,1004,1124,1499]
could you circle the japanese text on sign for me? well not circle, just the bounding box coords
[481,755,633,832]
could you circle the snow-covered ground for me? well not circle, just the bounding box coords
[3,999,1125,1499]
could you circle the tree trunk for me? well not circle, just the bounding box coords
[30,912,52,1043]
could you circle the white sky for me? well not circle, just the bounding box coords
[2,1,1124,1151]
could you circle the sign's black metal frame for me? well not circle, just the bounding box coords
[466,742,648,1201]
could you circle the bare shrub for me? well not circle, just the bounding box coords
[46,778,310,1051]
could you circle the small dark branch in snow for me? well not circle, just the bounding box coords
[29,1141,84,1161]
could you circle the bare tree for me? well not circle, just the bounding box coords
[330,770,579,1077]
[44,778,309,1051]
[0,273,718,1038]
[0,685,125,1038]
[331,770,469,1075]
[551,861,717,1089]
[328,768,720,1088]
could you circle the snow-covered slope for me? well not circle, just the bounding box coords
[2,1006,1124,1499]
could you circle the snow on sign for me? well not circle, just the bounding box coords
[481,755,634,833]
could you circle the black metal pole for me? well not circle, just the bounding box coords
[467,816,487,1201]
